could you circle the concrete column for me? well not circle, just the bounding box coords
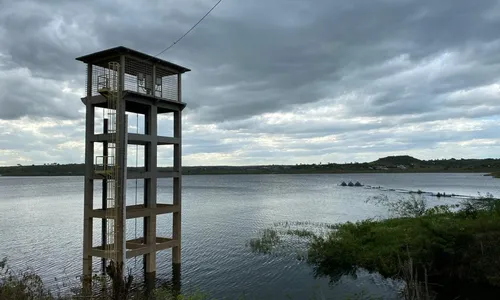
[83,63,94,289]
[172,262,181,296]
[101,118,108,274]
[173,73,182,264]
[144,103,157,274]
[115,55,127,265]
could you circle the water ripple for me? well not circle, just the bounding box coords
[1,174,495,299]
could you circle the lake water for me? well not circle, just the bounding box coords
[0,173,498,299]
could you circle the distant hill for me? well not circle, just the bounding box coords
[0,155,499,176]
[371,155,422,166]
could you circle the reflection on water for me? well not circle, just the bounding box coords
[0,173,498,299]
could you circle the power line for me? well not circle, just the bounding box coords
[153,0,224,57]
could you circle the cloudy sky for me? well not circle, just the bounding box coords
[1,0,500,166]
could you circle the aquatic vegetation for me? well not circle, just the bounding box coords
[365,194,429,218]
[248,222,334,256]
[249,194,500,298]
[248,228,281,254]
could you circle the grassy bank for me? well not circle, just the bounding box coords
[250,195,500,299]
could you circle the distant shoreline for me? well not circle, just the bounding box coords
[1,155,499,178]
[0,169,498,178]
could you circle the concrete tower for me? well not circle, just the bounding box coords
[76,46,189,287]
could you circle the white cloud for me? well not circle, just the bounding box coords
[1,0,500,166]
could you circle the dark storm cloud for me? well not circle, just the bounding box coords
[0,77,83,120]
[176,0,500,122]
[1,0,500,165]
[2,0,500,121]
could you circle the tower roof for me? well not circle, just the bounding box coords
[75,46,190,74]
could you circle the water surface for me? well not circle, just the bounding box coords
[0,173,498,299]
